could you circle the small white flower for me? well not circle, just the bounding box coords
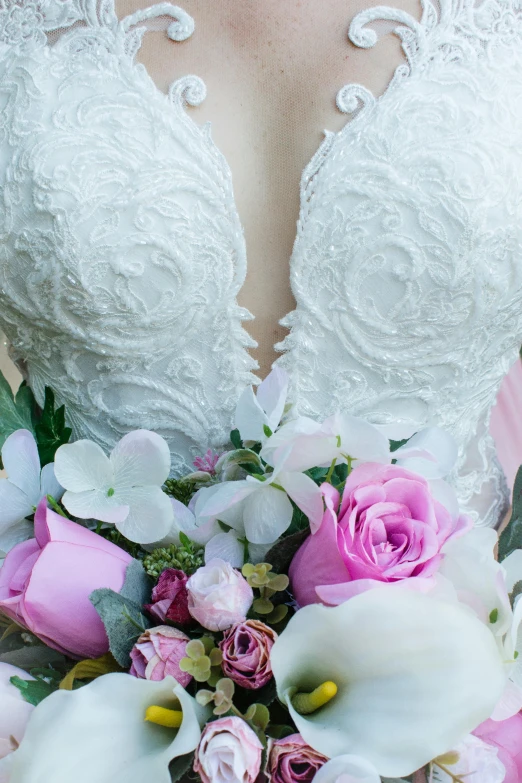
[260,413,390,474]
[193,448,324,545]
[0,429,62,554]
[54,430,174,544]
[235,367,289,443]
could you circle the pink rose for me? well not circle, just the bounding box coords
[219,619,276,690]
[129,625,192,687]
[290,464,470,607]
[186,559,253,632]
[474,714,522,783]
[145,568,193,625]
[267,734,328,783]
[194,716,263,783]
[0,500,131,658]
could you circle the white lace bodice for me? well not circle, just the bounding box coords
[1,0,521,527]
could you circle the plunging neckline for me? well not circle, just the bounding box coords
[111,0,426,375]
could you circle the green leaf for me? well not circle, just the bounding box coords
[264,529,309,574]
[266,724,295,739]
[305,467,329,484]
[0,645,66,670]
[34,386,72,467]
[287,503,310,536]
[263,424,273,438]
[10,676,56,707]
[511,580,522,608]
[59,654,121,691]
[120,559,153,607]
[245,703,270,732]
[0,374,36,453]
[499,465,522,561]
[249,678,277,707]
[179,532,194,551]
[333,463,349,484]
[169,752,195,782]
[489,608,499,624]
[230,429,243,449]
[389,438,410,453]
[89,588,150,667]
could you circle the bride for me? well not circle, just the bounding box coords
[0,0,521,531]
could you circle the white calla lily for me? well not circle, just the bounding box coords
[261,413,390,473]
[0,429,62,553]
[54,430,174,544]
[10,674,210,783]
[235,367,289,442]
[270,588,505,778]
[312,754,380,783]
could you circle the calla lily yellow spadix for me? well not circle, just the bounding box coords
[7,674,211,783]
[145,706,183,728]
[291,681,338,714]
[270,587,506,778]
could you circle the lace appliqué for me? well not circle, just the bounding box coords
[0,0,521,526]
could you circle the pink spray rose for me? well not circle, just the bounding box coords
[129,625,192,687]
[0,500,131,658]
[473,713,522,783]
[145,568,193,625]
[267,734,328,783]
[219,620,277,689]
[290,463,470,607]
[194,716,263,783]
[219,619,276,690]
[186,558,253,632]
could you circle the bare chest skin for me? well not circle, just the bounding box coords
[114,0,420,378]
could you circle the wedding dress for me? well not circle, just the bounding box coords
[0,0,521,529]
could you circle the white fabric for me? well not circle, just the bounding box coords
[0,0,521,528]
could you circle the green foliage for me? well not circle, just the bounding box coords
[0,374,35,459]
[389,438,410,452]
[0,372,72,468]
[499,465,522,561]
[164,478,196,506]
[90,560,152,667]
[34,387,72,467]
[511,580,522,608]
[10,665,65,706]
[120,559,153,606]
[230,429,243,449]
[143,538,204,580]
[10,675,57,706]
[264,529,308,575]
[169,753,195,783]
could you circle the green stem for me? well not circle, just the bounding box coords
[95,520,103,536]
[46,495,68,518]
[431,762,466,783]
[325,458,337,484]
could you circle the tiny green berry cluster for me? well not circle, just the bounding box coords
[163,478,196,506]
[143,542,204,579]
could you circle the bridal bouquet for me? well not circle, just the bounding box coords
[1,368,522,783]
